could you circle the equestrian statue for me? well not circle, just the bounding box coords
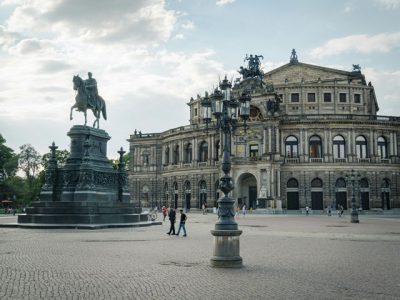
[70,72,107,128]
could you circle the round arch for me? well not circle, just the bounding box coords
[286,178,299,210]
[199,180,207,209]
[183,180,191,211]
[236,172,258,209]
[335,177,347,210]
[310,177,323,210]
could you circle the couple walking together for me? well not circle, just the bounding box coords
[166,208,187,237]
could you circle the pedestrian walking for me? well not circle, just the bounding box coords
[176,209,187,237]
[204,203,208,214]
[338,205,344,217]
[202,203,206,215]
[242,204,246,217]
[305,206,309,216]
[161,206,167,222]
[166,207,176,235]
[327,206,331,216]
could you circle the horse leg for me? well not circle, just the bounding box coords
[70,105,75,120]
[92,108,99,128]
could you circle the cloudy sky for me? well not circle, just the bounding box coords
[0,0,399,158]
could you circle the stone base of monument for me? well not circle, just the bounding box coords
[210,230,243,268]
[17,201,153,228]
[17,125,156,229]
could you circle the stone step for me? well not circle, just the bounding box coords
[18,213,148,224]
[26,206,141,215]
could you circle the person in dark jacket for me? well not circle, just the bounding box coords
[166,207,176,235]
[176,209,187,237]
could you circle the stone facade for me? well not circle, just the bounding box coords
[129,55,400,212]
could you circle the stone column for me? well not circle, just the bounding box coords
[268,127,272,153]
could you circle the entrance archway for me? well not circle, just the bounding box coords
[335,177,347,210]
[184,181,191,210]
[311,178,323,210]
[237,173,258,209]
[381,178,390,210]
[286,178,299,210]
[360,178,370,210]
[199,180,207,209]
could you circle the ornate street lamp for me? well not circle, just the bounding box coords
[201,75,251,268]
[345,170,361,223]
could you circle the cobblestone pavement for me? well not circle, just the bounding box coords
[0,213,399,299]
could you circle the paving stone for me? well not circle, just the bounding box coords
[0,214,399,299]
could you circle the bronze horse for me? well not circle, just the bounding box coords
[70,75,107,128]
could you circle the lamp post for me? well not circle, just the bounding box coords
[345,170,360,223]
[201,76,251,268]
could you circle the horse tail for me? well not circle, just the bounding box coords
[102,100,107,120]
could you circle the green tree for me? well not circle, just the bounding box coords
[110,152,130,170]
[41,149,70,169]
[0,134,18,180]
[37,149,70,189]
[18,144,41,201]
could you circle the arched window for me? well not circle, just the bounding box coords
[360,178,369,188]
[215,140,220,161]
[199,141,208,162]
[333,135,345,159]
[311,178,323,188]
[381,178,390,188]
[356,136,368,159]
[184,181,191,191]
[173,145,179,165]
[335,178,346,188]
[141,150,150,165]
[377,136,388,159]
[285,136,298,158]
[309,135,322,158]
[287,178,299,188]
[164,147,170,165]
[185,143,192,163]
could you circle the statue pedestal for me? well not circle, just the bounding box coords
[18,125,150,228]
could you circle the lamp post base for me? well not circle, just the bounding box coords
[210,229,243,268]
[351,211,359,223]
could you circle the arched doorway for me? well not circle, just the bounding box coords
[381,178,390,210]
[173,182,178,209]
[335,178,347,210]
[199,180,207,208]
[311,178,323,210]
[237,173,258,209]
[286,178,299,210]
[360,178,370,210]
[184,181,191,211]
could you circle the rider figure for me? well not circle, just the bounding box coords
[84,72,98,108]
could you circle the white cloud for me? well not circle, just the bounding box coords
[5,0,177,47]
[344,3,354,13]
[174,33,185,40]
[363,68,400,116]
[216,0,235,7]
[375,0,400,9]
[310,32,400,58]
[181,20,194,30]
[0,25,20,50]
